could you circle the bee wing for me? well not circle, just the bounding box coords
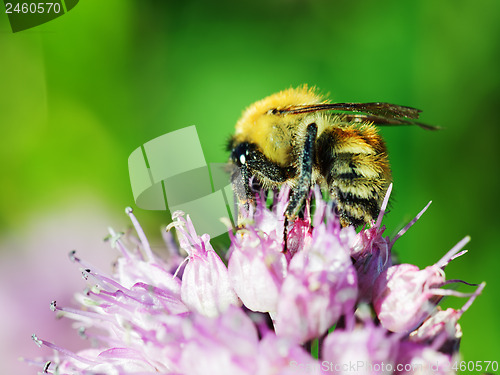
[341,113,440,131]
[280,103,439,130]
[281,102,421,119]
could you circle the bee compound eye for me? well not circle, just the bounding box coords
[232,143,248,166]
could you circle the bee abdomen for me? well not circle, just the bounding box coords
[316,124,391,227]
[333,187,380,227]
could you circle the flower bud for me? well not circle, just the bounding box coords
[409,282,485,354]
[373,237,472,333]
[322,323,399,375]
[171,212,240,317]
[395,342,454,375]
[228,228,287,313]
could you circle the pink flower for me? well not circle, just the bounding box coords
[351,185,431,303]
[168,211,240,317]
[322,322,399,375]
[409,282,485,353]
[0,203,119,374]
[227,190,289,313]
[227,226,287,313]
[395,342,455,375]
[256,334,319,375]
[178,306,260,374]
[372,236,473,333]
[27,186,485,375]
[273,200,358,343]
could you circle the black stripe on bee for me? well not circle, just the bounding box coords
[335,171,361,181]
[336,190,380,222]
[338,191,379,214]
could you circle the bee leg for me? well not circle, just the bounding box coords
[230,162,254,224]
[285,123,318,220]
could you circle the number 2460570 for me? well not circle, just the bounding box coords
[5,3,61,14]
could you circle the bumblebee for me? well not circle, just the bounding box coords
[227,86,436,227]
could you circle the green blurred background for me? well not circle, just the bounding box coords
[1,0,499,371]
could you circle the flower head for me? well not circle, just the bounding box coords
[29,187,484,374]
